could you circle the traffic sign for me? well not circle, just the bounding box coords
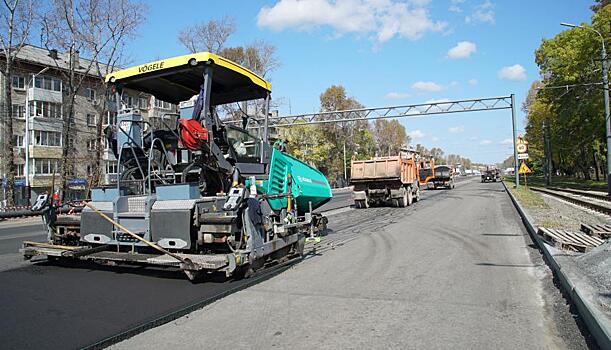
[518,161,532,174]
[517,153,529,160]
[516,136,528,155]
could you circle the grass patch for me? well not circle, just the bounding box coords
[508,185,550,209]
[504,175,607,192]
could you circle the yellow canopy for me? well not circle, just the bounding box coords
[105,52,271,105]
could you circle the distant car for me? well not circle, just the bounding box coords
[481,170,499,183]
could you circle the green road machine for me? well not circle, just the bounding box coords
[22,52,332,281]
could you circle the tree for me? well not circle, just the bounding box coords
[429,147,445,164]
[220,40,280,78]
[41,0,147,198]
[0,0,35,206]
[372,119,408,156]
[530,6,611,179]
[591,0,611,12]
[81,0,146,188]
[178,16,235,54]
[283,124,333,170]
[317,85,374,184]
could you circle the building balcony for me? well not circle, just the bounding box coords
[27,87,62,104]
[29,116,63,131]
[102,147,116,161]
[28,145,62,159]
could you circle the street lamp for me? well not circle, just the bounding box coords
[24,67,49,198]
[561,22,611,195]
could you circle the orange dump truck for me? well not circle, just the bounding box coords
[350,150,420,208]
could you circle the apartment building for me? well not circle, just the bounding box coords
[0,45,177,205]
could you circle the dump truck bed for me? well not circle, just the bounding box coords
[350,156,417,184]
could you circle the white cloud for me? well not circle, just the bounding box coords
[409,0,431,6]
[412,81,444,92]
[447,41,476,59]
[466,1,495,24]
[257,0,448,43]
[426,98,451,103]
[408,129,425,139]
[385,91,410,99]
[449,0,465,12]
[469,136,479,141]
[449,126,464,133]
[480,139,492,145]
[499,138,513,144]
[431,136,440,142]
[498,64,527,81]
[468,78,478,86]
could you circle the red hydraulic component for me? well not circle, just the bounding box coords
[178,119,209,150]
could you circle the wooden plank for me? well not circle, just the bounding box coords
[539,228,569,248]
[580,223,611,239]
[580,223,595,236]
[540,228,589,253]
[561,230,596,247]
[551,229,577,244]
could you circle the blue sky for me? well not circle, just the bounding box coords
[127,0,593,164]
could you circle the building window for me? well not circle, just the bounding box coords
[34,158,59,175]
[87,114,97,126]
[33,130,62,147]
[34,76,62,92]
[29,101,62,118]
[105,111,117,125]
[13,134,24,148]
[106,161,117,174]
[16,164,24,177]
[155,99,174,110]
[138,97,149,109]
[86,88,96,101]
[12,75,25,89]
[87,139,97,151]
[12,104,25,119]
[67,137,75,149]
[122,94,133,107]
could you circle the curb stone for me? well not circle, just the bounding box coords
[502,181,611,349]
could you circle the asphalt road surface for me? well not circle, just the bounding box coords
[0,178,594,349]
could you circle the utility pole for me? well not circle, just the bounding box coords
[561,22,611,196]
[546,120,553,185]
[343,141,347,183]
[511,94,519,186]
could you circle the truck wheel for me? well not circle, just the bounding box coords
[407,189,413,206]
[414,187,420,202]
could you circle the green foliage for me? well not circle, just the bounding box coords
[527,5,611,179]
[373,119,409,156]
